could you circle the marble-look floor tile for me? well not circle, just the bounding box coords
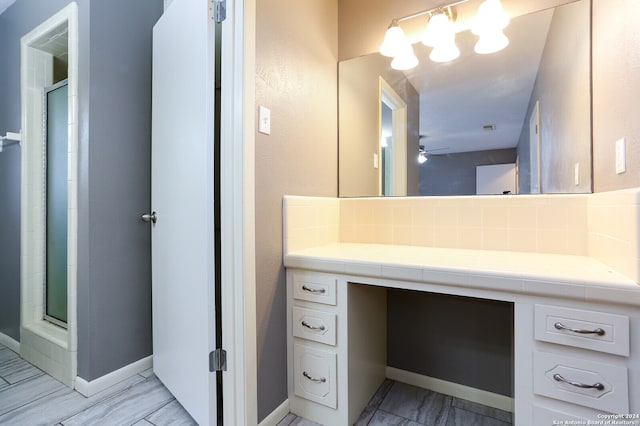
[444,407,511,426]
[368,379,395,408]
[451,398,511,423]
[61,376,174,426]
[139,368,155,378]
[355,379,396,425]
[145,399,197,425]
[355,404,379,426]
[0,347,20,364]
[0,357,42,384]
[368,410,425,426]
[276,413,298,426]
[132,420,154,425]
[379,382,451,425]
[0,373,62,416]
[289,417,323,426]
[0,374,144,426]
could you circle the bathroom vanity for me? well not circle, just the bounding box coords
[283,193,640,425]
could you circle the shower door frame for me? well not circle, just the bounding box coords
[42,79,70,330]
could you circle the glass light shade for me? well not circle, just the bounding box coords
[429,39,460,63]
[474,29,509,54]
[418,153,427,164]
[421,13,453,47]
[391,43,419,70]
[380,23,406,57]
[472,0,510,36]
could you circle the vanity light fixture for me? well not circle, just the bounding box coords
[472,0,510,54]
[424,11,460,63]
[380,20,407,58]
[379,0,510,70]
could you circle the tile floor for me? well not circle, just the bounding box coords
[0,343,197,425]
[1,343,512,425]
[279,379,513,426]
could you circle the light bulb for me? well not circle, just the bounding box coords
[391,43,418,70]
[418,153,427,164]
[474,29,509,54]
[429,38,460,63]
[422,13,452,47]
[380,21,407,57]
[472,0,510,36]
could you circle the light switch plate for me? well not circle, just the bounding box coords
[373,153,379,169]
[616,137,626,174]
[258,105,271,135]
[574,163,580,186]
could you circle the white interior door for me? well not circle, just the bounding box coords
[151,1,217,425]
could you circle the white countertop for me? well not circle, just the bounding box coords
[284,243,640,306]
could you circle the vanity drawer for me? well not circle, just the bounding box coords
[534,305,629,356]
[293,306,337,346]
[533,352,628,414]
[293,343,337,409]
[293,272,337,305]
[532,405,587,425]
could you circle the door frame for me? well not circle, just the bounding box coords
[220,0,257,424]
[529,100,541,194]
[379,77,407,196]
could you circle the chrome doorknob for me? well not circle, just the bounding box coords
[141,212,157,224]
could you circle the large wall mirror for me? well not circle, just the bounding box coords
[338,0,591,197]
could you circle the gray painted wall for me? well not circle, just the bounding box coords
[78,0,162,381]
[592,0,640,191]
[517,0,591,194]
[387,290,513,396]
[419,149,517,196]
[0,0,162,381]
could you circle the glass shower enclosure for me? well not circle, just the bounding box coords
[44,80,68,327]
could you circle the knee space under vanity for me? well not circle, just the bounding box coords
[386,289,514,399]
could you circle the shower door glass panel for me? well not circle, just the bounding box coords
[45,81,68,325]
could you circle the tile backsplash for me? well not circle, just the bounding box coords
[588,188,640,283]
[284,189,640,283]
[340,195,588,256]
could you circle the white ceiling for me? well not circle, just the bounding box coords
[0,0,16,16]
[404,8,554,154]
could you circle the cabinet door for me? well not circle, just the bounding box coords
[293,343,337,409]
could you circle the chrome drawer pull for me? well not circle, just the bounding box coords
[553,374,605,391]
[301,321,325,331]
[303,371,326,384]
[554,322,605,336]
[302,285,326,295]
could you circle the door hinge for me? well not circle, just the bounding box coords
[209,348,227,372]
[209,0,226,23]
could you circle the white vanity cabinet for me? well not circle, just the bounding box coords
[527,303,637,424]
[287,270,387,425]
[284,244,640,426]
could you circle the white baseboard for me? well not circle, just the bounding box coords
[386,367,514,413]
[258,399,290,426]
[75,355,153,397]
[0,332,20,354]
